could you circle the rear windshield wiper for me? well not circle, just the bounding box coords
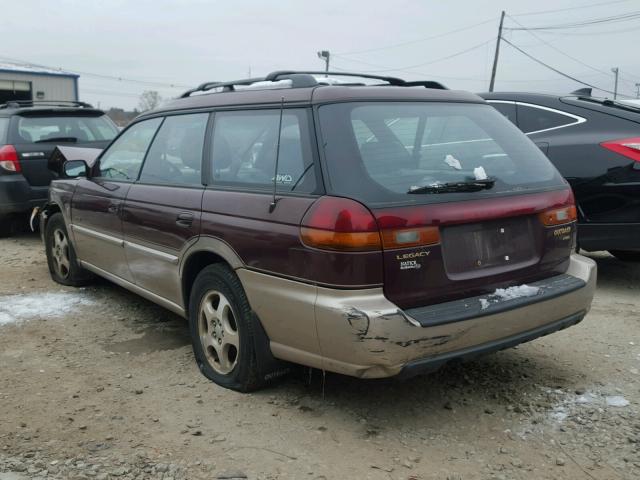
[407,178,495,194]
[35,136,78,143]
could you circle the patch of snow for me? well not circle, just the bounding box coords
[473,166,488,180]
[0,61,76,77]
[478,284,540,310]
[605,395,630,407]
[0,291,95,326]
[444,154,462,170]
[493,285,540,301]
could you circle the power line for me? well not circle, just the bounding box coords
[505,15,640,87]
[0,55,190,89]
[335,18,495,56]
[501,37,633,97]
[505,15,611,77]
[333,39,492,73]
[512,0,633,17]
[505,10,640,31]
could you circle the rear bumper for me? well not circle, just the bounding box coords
[239,254,597,379]
[579,222,640,252]
[0,175,48,215]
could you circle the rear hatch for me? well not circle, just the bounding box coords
[317,100,576,308]
[9,109,118,186]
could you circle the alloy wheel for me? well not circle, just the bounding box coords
[198,290,240,374]
[51,229,71,279]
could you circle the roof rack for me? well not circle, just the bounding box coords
[180,70,447,98]
[0,100,94,110]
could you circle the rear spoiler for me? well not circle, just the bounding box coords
[48,145,103,176]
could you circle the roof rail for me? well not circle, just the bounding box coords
[0,100,94,110]
[180,70,447,98]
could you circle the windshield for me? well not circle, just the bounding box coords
[14,115,118,143]
[318,102,565,206]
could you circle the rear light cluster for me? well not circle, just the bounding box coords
[601,137,640,162]
[0,145,21,172]
[300,197,440,252]
[300,192,577,253]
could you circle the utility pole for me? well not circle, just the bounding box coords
[317,50,330,75]
[635,82,640,99]
[489,10,506,92]
[611,67,619,99]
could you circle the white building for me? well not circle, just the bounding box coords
[0,62,79,104]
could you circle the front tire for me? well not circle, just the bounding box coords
[609,250,640,262]
[188,264,263,392]
[45,213,93,286]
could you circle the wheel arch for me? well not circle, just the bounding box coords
[179,236,245,316]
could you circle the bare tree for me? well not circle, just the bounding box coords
[138,90,162,112]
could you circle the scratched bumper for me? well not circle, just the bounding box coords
[238,254,596,379]
[314,254,596,378]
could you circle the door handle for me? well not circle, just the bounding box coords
[176,212,194,227]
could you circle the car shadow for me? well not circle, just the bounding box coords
[580,251,640,290]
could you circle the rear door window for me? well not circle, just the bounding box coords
[97,117,162,182]
[139,113,208,186]
[209,109,316,193]
[318,102,564,206]
[516,104,579,134]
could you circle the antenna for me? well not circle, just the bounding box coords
[269,97,285,213]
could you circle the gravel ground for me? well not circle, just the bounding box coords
[0,233,638,480]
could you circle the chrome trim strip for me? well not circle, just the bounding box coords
[124,240,179,264]
[70,224,124,247]
[79,260,186,317]
[487,100,587,136]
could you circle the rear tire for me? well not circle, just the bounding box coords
[188,264,264,392]
[609,250,640,262]
[45,213,93,286]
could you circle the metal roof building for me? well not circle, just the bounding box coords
[0,61,79,104]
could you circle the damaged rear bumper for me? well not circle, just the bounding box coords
[239,254,596,379]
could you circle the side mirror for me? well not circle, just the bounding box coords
[63,159,89,178]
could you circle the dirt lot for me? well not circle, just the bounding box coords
[0,233,638,480]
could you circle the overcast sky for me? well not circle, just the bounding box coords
[3,0,640,109]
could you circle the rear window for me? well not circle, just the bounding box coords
[0,118,8,143]
[14,115,118,143]
[318,102,565,206]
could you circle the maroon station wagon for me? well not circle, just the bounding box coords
[40,71,596,392]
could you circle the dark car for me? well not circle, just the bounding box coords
[480,90,640,261]
[0,100,118,235]
[39,71,596,392]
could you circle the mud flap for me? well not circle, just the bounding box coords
[251,312,292,383]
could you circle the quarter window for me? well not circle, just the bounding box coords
[139,113,208,186]
[209,109,315,193]
[97,118,162,182]
[517,104,577,133]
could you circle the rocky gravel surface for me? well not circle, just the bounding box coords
[0,233,638,479]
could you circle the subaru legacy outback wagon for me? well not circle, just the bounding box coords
[40,71,596,391]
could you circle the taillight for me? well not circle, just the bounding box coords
[601,137,640,162]
[300,196,381,251]
[0,145,21,173]
[539,205,577,226]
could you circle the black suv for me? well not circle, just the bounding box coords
[0,100,118,235]
[480,90,640,261]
